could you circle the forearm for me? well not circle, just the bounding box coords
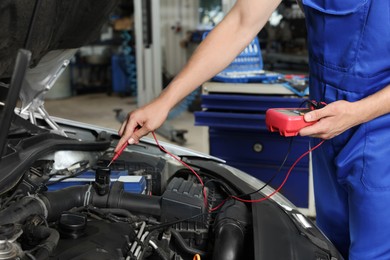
[354,84,390,124]
[157,0,280,111]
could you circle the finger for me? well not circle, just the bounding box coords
[305,103,339,122]
[115,121,140,152]
[299,120,326,136]
[118,119,127,136]
[129,125,150,144]
[310,133,333,140]
[304,110,322,122]
[306,104,333,122]
[115,136,127,152]
[118,113,131,136]
[299,125,313,136]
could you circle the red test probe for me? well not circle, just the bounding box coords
[107,125,141,167]
[107,141,128,167]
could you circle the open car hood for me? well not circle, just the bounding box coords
[0,0,119,79]
[0,0,119,157]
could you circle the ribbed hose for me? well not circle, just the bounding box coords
[48,184,162,221]
[0,183,162,224]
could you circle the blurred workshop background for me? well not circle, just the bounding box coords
[45,0,308,151]
[44,0,313,212]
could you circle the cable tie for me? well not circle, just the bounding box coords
[84,185,92,206]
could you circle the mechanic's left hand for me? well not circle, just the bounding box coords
[299,100,362,139]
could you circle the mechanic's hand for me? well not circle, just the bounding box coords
[299,100,362,139]
[115,99,170,152]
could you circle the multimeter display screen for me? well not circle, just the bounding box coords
[278,109,311,116]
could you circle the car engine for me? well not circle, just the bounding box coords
[0,146,252,260]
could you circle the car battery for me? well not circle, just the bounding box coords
[47,170,146,194]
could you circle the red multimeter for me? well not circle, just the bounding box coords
[265,108,315,137]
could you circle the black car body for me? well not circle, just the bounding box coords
[0,1,343,259]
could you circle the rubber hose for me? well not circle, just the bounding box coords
[43,185,90,222]
[0,184,162,225]
[93,208,137,219]
[212,219,245,260]
[212,200,249,260]
[28,225,60,260]
[45,184,162,221]
[106,185,161,216]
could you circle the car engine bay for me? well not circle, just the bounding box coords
[0,130,253,260]
[0,46,255,260]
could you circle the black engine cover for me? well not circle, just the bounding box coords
[50,220,135,260]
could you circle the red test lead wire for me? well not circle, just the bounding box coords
[231,139,325,204]
[209,140,325,211]
[151,132,208,208]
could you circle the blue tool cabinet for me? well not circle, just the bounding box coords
[194,82,314,215]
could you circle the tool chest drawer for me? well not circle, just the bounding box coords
[194,83,314,215]
[207,128,309,167]
[194,111,267,130]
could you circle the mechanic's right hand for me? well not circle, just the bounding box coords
[299,100,361,139]
[115,99,170,152]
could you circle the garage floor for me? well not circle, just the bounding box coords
[44,93,208,153]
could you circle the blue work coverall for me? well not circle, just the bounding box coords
[302,0,390,259]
